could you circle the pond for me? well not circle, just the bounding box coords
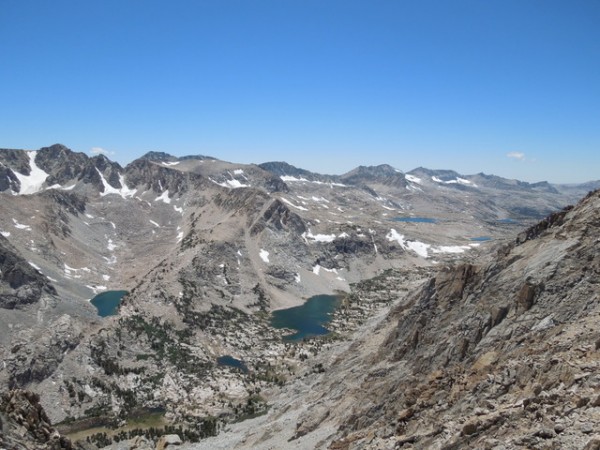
[271,294,341,342]
[470,236,492,242]
[217,355,248,373]
[392,217,437,223]
[90,290,128,317]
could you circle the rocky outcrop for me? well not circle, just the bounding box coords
[258,161,334,183]
[250,199,306,235]
[0,163,20,192]
[34,144,124,192]
[0,236,56,309]
[124,159,200,195]
[340,164,408,189]
[4,315,83,388]
[0,389,73,449]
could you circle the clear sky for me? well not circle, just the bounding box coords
[1,1,598,183]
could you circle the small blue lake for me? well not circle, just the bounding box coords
[271,294,341,342]
[392,217,437,223]
[90,290,128,317]
[217,355,248,373]
[470,236,492,242]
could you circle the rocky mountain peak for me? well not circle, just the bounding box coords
[341,163,408,188]
[139,150,177,162]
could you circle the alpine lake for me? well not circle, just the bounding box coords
[90,290,128,317]
[270,294,341,342]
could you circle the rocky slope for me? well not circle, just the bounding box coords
[322,189,600,449]
[193,189,600,449]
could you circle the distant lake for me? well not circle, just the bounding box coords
[271,294,341,342]
[90,290,128,317]
[393,217,437,223]
[217,355,248,373]
[470,236,492,242]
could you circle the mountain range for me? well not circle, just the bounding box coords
[0,144,598,449]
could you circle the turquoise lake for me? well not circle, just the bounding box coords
[90,290,128,317]
[217,355,248,373]
[271,294,341,342]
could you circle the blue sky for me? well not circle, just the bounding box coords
[1,1,598,183]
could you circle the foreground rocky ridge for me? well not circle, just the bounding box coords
[326,190,600,449]
[0,389,73,449]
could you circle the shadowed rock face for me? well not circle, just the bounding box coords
[124,158,200,195]
[251,199,307,235]
[0,164,20,192]
[0,389,73,450]
[0,236,56,309]
[0,144,126,194]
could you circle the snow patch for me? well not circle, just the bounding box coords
[432,176,477,187]
[173,205,184,214]
[210,177,250,189]
[281,198,309,211]
[162,161,180,166]
[12,219,31,231]
[303,229,336,243]
[107,239,117,251]
[312,264,321,275]
[155,190,171,204]
[259,249,270,263]
[280,175,347,187]
[405,174,422,184]
[233,169,244,175]
[149,220,160,227]
[387,229,476,258]
[86,285,107,294]
[97,170,137,198]
[104,255,117,265]
[0,230,10,238]
[64,263,91,278]
[386,229,430,258]
[28,262,42,272]
[295,273,301,283]
[431,245,472,254]
[13,151,49,195]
